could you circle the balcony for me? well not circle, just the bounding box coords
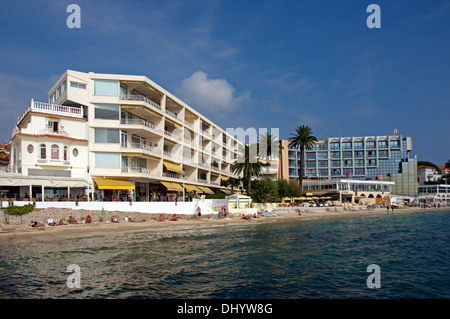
[165,109,179,120]
[122,142,161,156]
[18,99,84,124]
[164,130,181,141]
[122,94,161,111]
[121,118,156,130]
[162,171,180,179]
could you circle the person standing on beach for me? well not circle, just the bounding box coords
[197,206,201,220]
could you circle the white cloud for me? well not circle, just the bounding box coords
[176,71,250,114]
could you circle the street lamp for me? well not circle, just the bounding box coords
[182,172,186,202]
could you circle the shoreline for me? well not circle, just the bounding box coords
[0,206,446,245]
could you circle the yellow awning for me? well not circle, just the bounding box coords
[141,154,160,161]
[160,181,183,192]
[93,178,135,190]
[121,81,143,84]
[221,189,232,195]
[121,152,141,157]
[221,176,229,181]
[163,160,183,174]
[121,104,141,109]
[198,186,214,195]
[184,184,199,192]
[165,117,182,128]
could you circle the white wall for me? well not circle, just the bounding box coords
[17,199,221,215]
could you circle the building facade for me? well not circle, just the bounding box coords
[279,134,418,196]
[2,70,244,201]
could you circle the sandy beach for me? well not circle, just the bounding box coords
[0,206,444,245]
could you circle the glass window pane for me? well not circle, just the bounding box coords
[94,128,119,143]
[95,152,121,168]
[94,80,119,96]
[94,104,119,120]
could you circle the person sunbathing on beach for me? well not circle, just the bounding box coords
[168,214,178,221]
[68,216,78,224]
[85,215,92,224]
[241,214,249,220]
[158,214,165,222]
[58,219,67,225]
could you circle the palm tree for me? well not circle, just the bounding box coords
[231,144,262,197]
[258,132,284,166]
[288,125,317,194]
[221,177,241,193]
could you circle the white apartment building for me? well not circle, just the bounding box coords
[1,70,243,201]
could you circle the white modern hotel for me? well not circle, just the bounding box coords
[2,70,243,201]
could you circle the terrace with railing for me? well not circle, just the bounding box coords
[122,94,162,111]
[18,99,84,124]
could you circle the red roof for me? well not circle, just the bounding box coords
[13,132,88,142]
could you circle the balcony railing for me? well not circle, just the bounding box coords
[162,172,180,179]
[122,143,161,155]
[164,130,181,140]
[165,109,178,119]
[18,99,84,124]
[122,94,161,110]
[121,118,155,129]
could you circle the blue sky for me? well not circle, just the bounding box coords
[0,0,449,164]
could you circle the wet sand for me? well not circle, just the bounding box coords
[0,206,444,245]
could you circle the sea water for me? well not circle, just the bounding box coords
[0,209,448,299]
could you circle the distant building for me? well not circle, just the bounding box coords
[417,165,442,185]
[0,143,10,172]
[279,133,418,196]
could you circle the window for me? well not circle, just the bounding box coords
[72,148,79,157]
[354,138,364,149]
[390,137,400,148]
[27,144,34,154]
[94,128,120,143]
[94,80,119,96]
[94,104,120,120]
[64,146,69,161]
[51,144,59,160]
[70,81,87,89]
[131,157,147,170]
[95,152,121,168]
[378,138,388,148]
[366,138,376,148]
[342,138,352,149]
[61,80,66,93]
[330,139,340,150]
[40,144,46,159]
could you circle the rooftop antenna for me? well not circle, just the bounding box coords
[393,128,398,136]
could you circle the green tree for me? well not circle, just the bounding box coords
[220,177,241,193]
[232,144,262,197]
[252,178,279,203]
[258,132,283,166]
[288,125,317,194]
[277,179,302,199]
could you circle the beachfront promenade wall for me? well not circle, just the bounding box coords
[1,199,229,216]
